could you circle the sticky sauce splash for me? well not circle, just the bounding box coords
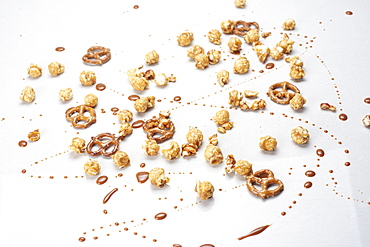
[238,224,271,240]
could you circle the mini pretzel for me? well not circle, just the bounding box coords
[65,105,96,129]
[86,133,121,157]
[246,169,284,199]
[82,46,111,65]
[143,117,175,143]
[233,21,259,36]
[267,81,300,104]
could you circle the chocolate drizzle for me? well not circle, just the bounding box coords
[238,224,271,240]
[103,188,118,204]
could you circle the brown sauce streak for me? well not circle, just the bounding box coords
[96,83,106,91]
[56,47,65,52]
[316,149,325,157]
[304,181,313,188]
[339,113,348,121]
[265,63,275,69]
[364,98,370,104]
[96,175,108,185]
[133,5,139,9]
[111,107,119,112]
[154,212,167,220]
[305,170,316,177]
[132,120,144,128]
[174,96,181,102]
[128,95,140,101]
[345,11,353,15]
[103,188,118,204]
[238,225,271,240]
[18,140,27,147]
[78,237,85,242]
[136,172,149,183]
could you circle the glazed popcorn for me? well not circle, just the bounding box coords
[233,57,250,74]
[195,181,214,200]
[84,94,98,107]
[112,151,131,168]
[320,103,336,111]
[118,122,133,138]
[244,90,259,98]
[213,109,230,125]
[233,160,253,176]
[286,56,304,67]
[181,143,198,157]
[143,69,155,80]
[20,86,36,103]
[117,109,133,123]
[362,115,370,127]
[259,136,278,151]
[221,20,235,34]
[186,126,203,148]
[277,34,295,54]
[204,144,223,165]
[69,137,86,153]
[142,139,160,156]
[228,90,243,106]
[208,29,222,45]
[243,29,260,44]
[290,93,306,110]
[127,68,142,78]
[228,37,242,53]
[235,0,246,8]
[225,154,237,173]
[177,31,194,47]
[270,46,285,60]
[154,73,169,86]
[80,71,96,86]
[250,99,267,110]
[282,18,296,30]
[253,42,270,63]
[187,45,204,59]
[27,63,42,78]
[161,141,181,160]
[129,76,149,91]
[261,32,272,38]
[240,101,250,110]
[145,50,159,65]
[290,65,306,79]
[149,168,170,188]
[217,70,229,86]
[218,122,234,133]
[48,62,65,76]
[291,126,310,144]
[194,54,209,69]
[28,129,40,142]
[134,96,155,113]
[207,49,221,65]
[208,134,218,146]
[58,88,73,101]
[84,159,101,176]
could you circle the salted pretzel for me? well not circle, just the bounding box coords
[65,105,96,129]
[82,46,111,65]
[267,81,300,104]
[233,21,259,36]
[246,169,284,199]
[142,116,175,143]
[86,133,121,157]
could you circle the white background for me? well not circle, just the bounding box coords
[1,0,370,246]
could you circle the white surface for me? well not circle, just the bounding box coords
[1,0,370,246]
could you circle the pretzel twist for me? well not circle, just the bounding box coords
[246,169,284,199]
[142,116,175,143]
[86,133,121,157]
[82,46,111,65]
[267,81,300,104]
[233,21,259,36]
[65,105,96,129]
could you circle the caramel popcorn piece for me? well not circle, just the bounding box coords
[145,50,159,65]
[234,160,253,176]
[117,109,133,123]
[261,32,271,38]
[277,34,295,54]
[218,122,234,133]
[235,0,246,8]
[48,62,65,76]
[221,20,235,34]
[134,96,155,113]
[118,122,133,138]
[127,68,142,78]
[291,126,310,144]
[195,181,214,200]
[244,29,260,44]
[143,139,160,156]
[194,54,209,69]
[84,159,101,176]
[208,134,218,146]
[287,56,305,79]
[177,31,194,47]
[28,129,40,142]
[69,137,86,153]
[233,57,250,74]
[213,109,230,125]
[58,88,73,101]
[208,29,222,45]
[143,69,155,80]
[250,99,267,110]
[27,64,42,78]
[320,103,336,111]
[228,37,242,53]
[129,76,149,91]
[186,126,203,148]
[270,46,285,60]
[181,143,198,157]
[282,18,296,30]
[84,94,98,107]
[80,71,96,86]
[207,49,221,65]
[240,101,250,110]
[149,167,170,188]
[162,141,181,160]
[187,45,204,59]
[20,86,35,103]
[290,93,306,110]
[217,70,229,86]
[244,90,259,98]
[204,144,223,165]
[229,90,243,106]
[112,151,131,168]
[253,42,270,63]
[225,154,237,173]
[154,73,169,86]
[362,115,370,127]
[259,136,277,151]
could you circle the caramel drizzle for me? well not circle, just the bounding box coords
[103,188,118,204]
[238,224,271,240]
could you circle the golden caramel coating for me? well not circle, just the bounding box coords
[207,49,221,65]
[194,54,209,69]
[259,136,278,151]
[290,93,306,110]
[204,144,223,165]
[118,122,133,138]
[253,42,270,63]
[217,70,229,86]
[84,159,101,176]
[28,129,40,142]
[277,34,295,54]
[208,29,222,45]
[181,143,198,157]
[228,37,242,53]
[234,160,253,176]
[80,71,96,86]
[282,18,296,30]
[213,110,230,125]
[320,103,336,111]
[195,181,214,200]
[20,86,35,103]
[27,64,42,78]
[149,168,170,188]
[362,115,370,127]
[117,109,133,123]
[142,139,160,156]
[235,0,246,8]
[162,141,181,160]
[221,20,235,34]
[58,88,73,101]
[129,76,149,91]
[84,94,98,107]
[244,29,260,44]
[291,126,310,144]
[145,50,159,65]
[112,151,131,168]
[154,73,169,86]
[233,57,250,74]
[134,96,155,113]
[244,90,259,98]
[250,99,267,110]
[187,45,204,59]
[48,62,65,76]
[177,31,194,46]
[270,46,285,60]
[69,137,86,153]
[228,90,243,106]
[186,127,203,148]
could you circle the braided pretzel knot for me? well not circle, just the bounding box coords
[86,133,121,157]
[233,21,259,36]
[82,46,111,65]
[65,105,96,129]
[246,169,284,199]
[267,81,300,104]
[142,117,175,143]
